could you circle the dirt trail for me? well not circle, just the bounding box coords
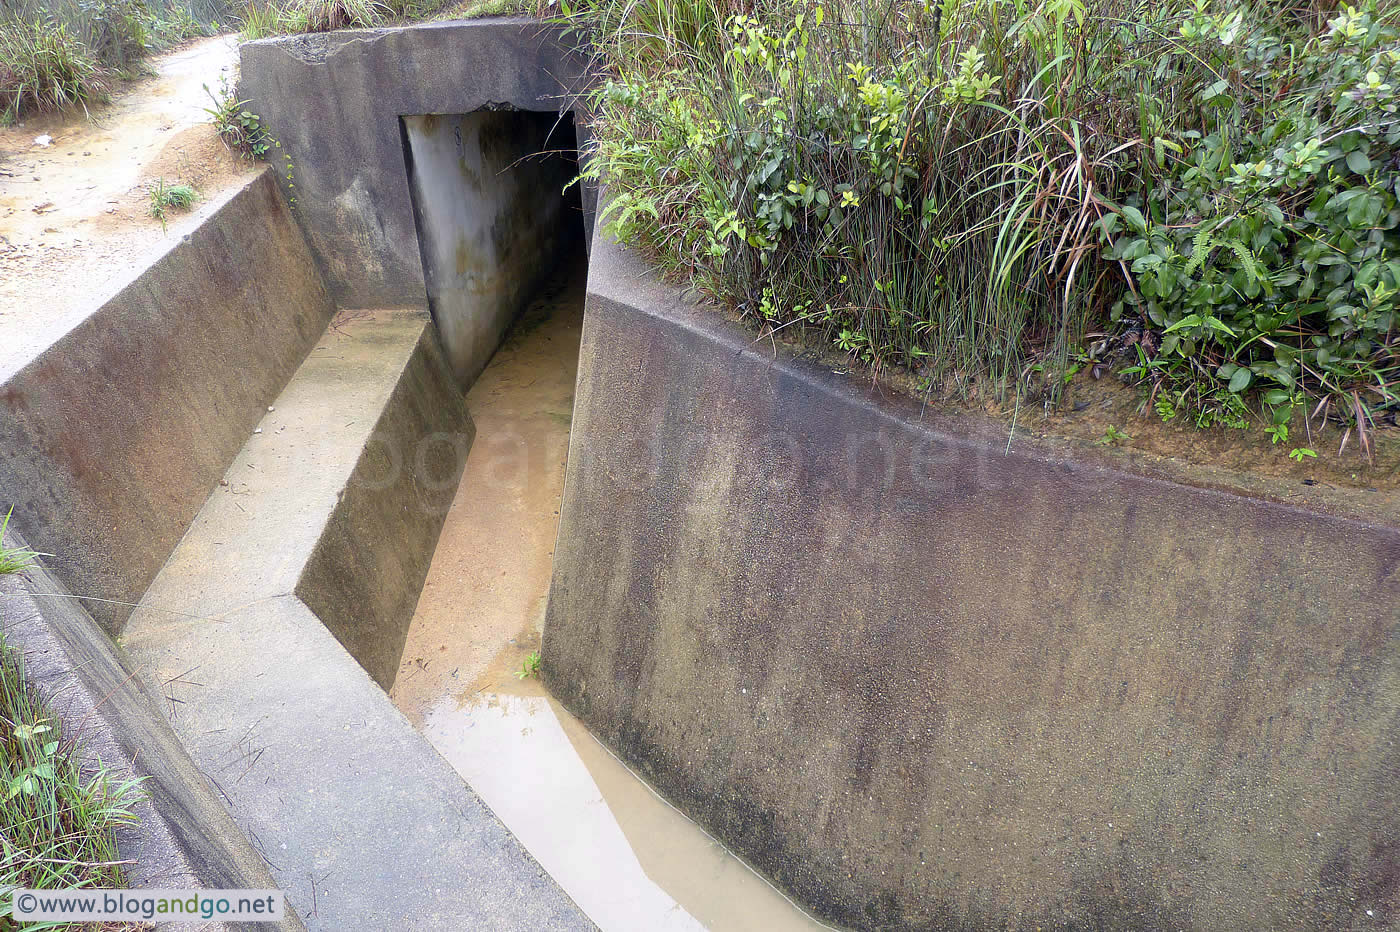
[0,35,256,370]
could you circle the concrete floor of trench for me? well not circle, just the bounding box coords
[388,254,831,932]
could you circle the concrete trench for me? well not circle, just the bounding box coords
[0,19,831,931]
[1,15,1397,932]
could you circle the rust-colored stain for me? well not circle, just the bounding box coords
[0,385,25,410]
[454,237,474,280]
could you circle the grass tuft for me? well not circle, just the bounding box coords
[0,18,105,122]
[0,509,42,577]
[148,177,197,230]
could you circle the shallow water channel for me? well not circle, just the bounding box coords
[387,256,832,932]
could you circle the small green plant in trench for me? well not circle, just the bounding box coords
[515,650,541,680]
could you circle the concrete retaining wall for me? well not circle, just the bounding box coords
[238,19,594,310]
[402,110,580,386]
[544,236,1400,931]
[0,170,334,631]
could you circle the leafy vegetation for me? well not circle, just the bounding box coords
[515,650,542,679]
[0,0,216,122]
[0,524,144,909]
[569,0,1400,456]
[204,77,274,156]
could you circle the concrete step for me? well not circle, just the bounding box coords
[119,310,592,930]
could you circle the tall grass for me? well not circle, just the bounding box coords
[576,0,1136,397]
[0,0,218,121]
[573,0,1399,428]
[233,0,471,38]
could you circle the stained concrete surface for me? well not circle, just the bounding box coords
[544,235,1400,931]
[294,312,471,688]
[391,261,582,718]
[402,110,578,386]
[119,310,590,929]
[0,170,334,632]
[390,256,831,932]
[238,19,594,308]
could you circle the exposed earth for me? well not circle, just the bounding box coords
[0,35,256,373]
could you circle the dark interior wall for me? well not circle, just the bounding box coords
[402,110,580,387]
[237,20,594,309]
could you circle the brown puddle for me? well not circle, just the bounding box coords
[390,256,833,932]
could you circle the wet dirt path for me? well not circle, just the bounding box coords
[390,257,834,932]
[0,35,256,370]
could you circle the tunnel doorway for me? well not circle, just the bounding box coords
[399,108,586,389]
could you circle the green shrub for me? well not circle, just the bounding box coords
[574,0,1400,451]
[79,0,152,73]
[1104,2,1399,450]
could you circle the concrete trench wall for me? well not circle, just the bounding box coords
[402,110,580,386]
[136,17,1394,930]
[543,236,1400,931]
[0,169,334,632]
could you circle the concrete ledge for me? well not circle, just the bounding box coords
[544,235,1400,931]
[239,19,594,309]
[1,534,300,931]
[0,170,335,632]
[297,320,470,688]
[120,311,593,928]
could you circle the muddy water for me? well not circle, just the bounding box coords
[390,257,834,932]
